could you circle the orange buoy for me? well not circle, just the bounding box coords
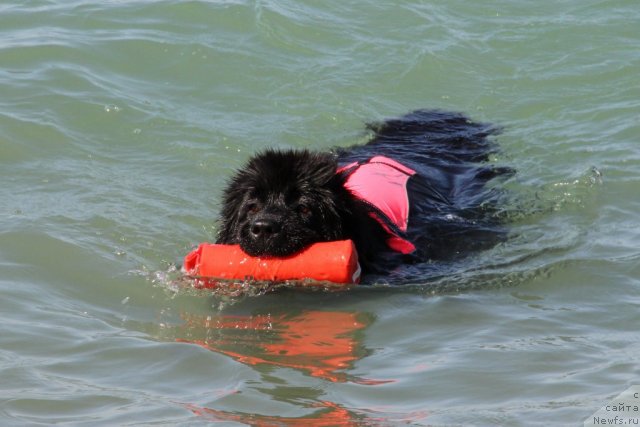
[183,240,361,286]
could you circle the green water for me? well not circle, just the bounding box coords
[1,1,639,425]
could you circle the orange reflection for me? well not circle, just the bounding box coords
[174,309,429,426]
[178,310,391,384]
[184,401,360,426]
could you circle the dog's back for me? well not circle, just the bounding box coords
[337,110,512,264]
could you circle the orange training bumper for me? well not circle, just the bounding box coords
[183,240,361,286]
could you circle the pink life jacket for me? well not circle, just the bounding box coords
[339,156,417,254]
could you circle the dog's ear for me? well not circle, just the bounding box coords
[215,172,252,244]
[216,198,241,244]
[305,152,339,187]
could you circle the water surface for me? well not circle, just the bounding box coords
[1,1,639,425]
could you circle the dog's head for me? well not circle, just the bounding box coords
[216,149,348,257]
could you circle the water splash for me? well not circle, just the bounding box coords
[543,166,603,210]
[499,166,603,221]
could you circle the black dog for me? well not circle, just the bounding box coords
[216,110,511,276]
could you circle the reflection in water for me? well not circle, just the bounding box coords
[178,310,389,384]
[184,400,359,426]
[173,309,425,425]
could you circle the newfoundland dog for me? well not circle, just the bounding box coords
[216,110,511,276]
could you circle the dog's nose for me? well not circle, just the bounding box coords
[250,219,281,239]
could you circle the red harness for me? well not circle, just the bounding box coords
[340,156,416,254]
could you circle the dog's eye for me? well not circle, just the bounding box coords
[297,205,312,216]
[246,203,260,215]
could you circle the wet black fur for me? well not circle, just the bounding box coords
[216,110,511,276]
